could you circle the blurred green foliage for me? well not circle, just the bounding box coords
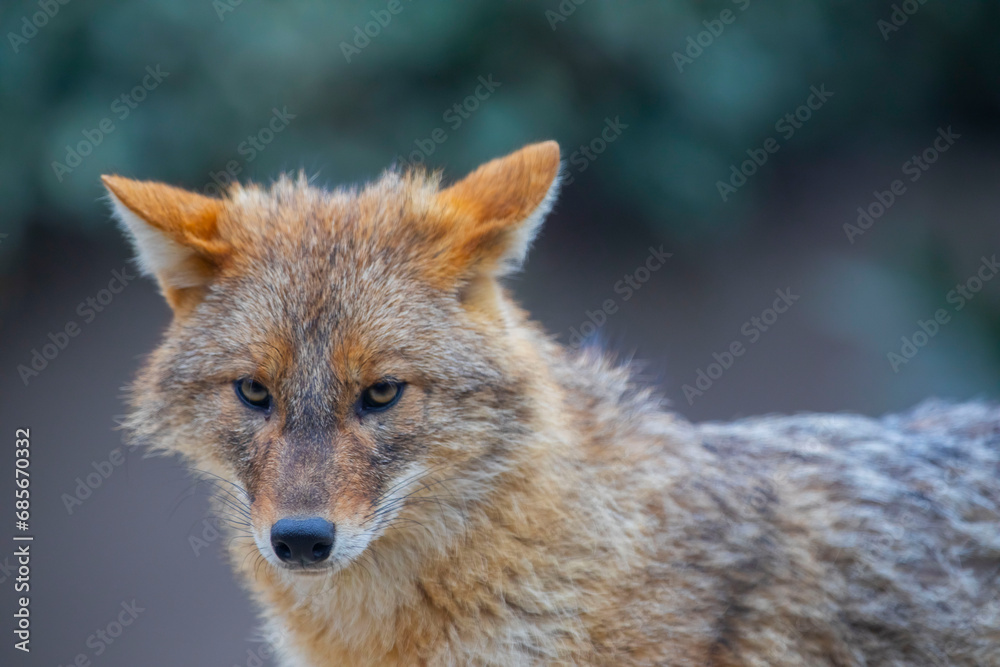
[0,0,998,261]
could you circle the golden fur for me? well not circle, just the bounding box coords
[105,143,1000,665]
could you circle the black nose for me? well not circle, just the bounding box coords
[270,518,335,565]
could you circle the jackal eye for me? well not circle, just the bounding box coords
[235,378,271,411]
[361,380,403,412]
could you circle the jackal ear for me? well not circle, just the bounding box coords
[101,175,228,312]
[436,141,561,278]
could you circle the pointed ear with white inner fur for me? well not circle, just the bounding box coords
[101,175,228,312]
[435,140,562,278]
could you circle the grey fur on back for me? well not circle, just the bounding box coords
[690,400,1000,665]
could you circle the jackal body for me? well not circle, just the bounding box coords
[105,143,1000,666]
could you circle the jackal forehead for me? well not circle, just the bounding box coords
[107,140,560,406]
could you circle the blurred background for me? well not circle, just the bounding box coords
[1,1,999,664]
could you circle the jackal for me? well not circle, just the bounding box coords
[105,142,1000,665]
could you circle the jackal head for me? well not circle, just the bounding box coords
[104,142,561,573]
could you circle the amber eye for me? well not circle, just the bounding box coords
[234,378,272,411]
[361,380,403,412]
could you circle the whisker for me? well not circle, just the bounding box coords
[365,476,461,522]
[365,472,454,516]
[208,492,253,520]
[369,462,452,508]
[202,510,253,530]
[192,477,252,508]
